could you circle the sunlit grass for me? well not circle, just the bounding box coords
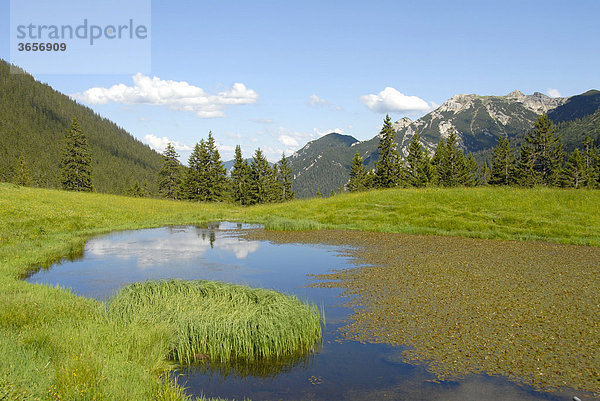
[107,280,322,366]
[1,182,599,399]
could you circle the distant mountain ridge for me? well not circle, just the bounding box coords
[289,90,599,197]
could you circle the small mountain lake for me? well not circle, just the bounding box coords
[26,223,589,400]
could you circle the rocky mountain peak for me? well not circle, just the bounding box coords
[392,117,413,131]
[506,90,525,99]
[438,94,476,113]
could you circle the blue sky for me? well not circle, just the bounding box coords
[2,0,599,162]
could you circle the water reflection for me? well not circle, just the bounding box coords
[25,223,583,400]
[86,227,260,267]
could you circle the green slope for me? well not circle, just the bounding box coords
[0,60,163,194]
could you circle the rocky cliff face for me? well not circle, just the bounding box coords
[392,90,567,156]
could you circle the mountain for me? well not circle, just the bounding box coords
[554,107,600,152]
[223,158,273,175]
[289,133,359,197]
[390,90,566,156]
[548,90,600,124]
[0,60,163,193]
[289,90,600,197]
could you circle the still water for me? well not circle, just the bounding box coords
[26,223,582,400]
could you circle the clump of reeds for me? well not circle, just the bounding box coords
[263,217,325,231]
[106,280,322,366]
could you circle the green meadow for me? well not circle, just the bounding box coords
[1,182,600,399]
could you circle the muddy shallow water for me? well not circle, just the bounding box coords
[26,223,598,400]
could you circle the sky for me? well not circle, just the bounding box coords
[2,0,600,162]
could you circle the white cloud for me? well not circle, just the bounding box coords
[360,87,432,113]
[313,127,344,137]
[547,88,561,98]
[278,134,300,147]
[72,73,258,118]
[309,94,329,107]
[309,94,343,111]
[144,134,193,152]
[249,118,273,125]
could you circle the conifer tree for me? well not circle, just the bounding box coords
[463,154,479,186]
[158,143,182,199]
[277,153,295,201]
[374,114,402,188]
[205,131,227,201]
[489,137,515,185]
[60,118,93,192]
[230,145,252,205]
[127,180,144,197]
[582,136,599,187]
[15,153,32,186]
[347,151,369,192]
[249,148,277,204]
[523,114,564,185]
[182,141,207,200]
[479,161,491,185]
[434,128,469,187]
[560,149,586,188]
[405,132,432,187]
[515,142,536,187]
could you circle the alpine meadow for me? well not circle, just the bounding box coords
[2,1,600,400]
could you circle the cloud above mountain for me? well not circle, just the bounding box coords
[360,87,432,113]
[72,73,258,118]
[144,134,193,152]
[546,88,562,98]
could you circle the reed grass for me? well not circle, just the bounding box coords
[106,280,322,366]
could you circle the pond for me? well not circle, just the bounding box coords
[26,223,586,400]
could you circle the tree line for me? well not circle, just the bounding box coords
[36,118,295,205]
[24,113,600,201]
[348,114,600,191]
[157,132,294,204]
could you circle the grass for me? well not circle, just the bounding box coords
[106,280,322,366]
[1,182,600,399]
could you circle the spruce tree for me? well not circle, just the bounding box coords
[374,114,402,188]
[347,151,369,192]
[463,153,479,186]
[249,148,276,204]
[523,114,564,185]
[434,128,469,187]
[489,137,515,185]
[183,141,207,200]
[405,132,432,187]
[60,118,93,192]
[515,142,536,187]
[127,180,144,197]
[479,161,491,185]
[230,145,251,205]
[582,136,599,187]
[277,153,295,201]
[158,143,182,199]
[205,131,227,201]
[15,153,32,186]
[560,149,586,188]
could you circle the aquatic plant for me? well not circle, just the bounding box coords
[106,280,323,366]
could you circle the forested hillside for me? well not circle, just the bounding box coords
[0,60,162,194]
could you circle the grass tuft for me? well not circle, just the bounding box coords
[107,280,323,366]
